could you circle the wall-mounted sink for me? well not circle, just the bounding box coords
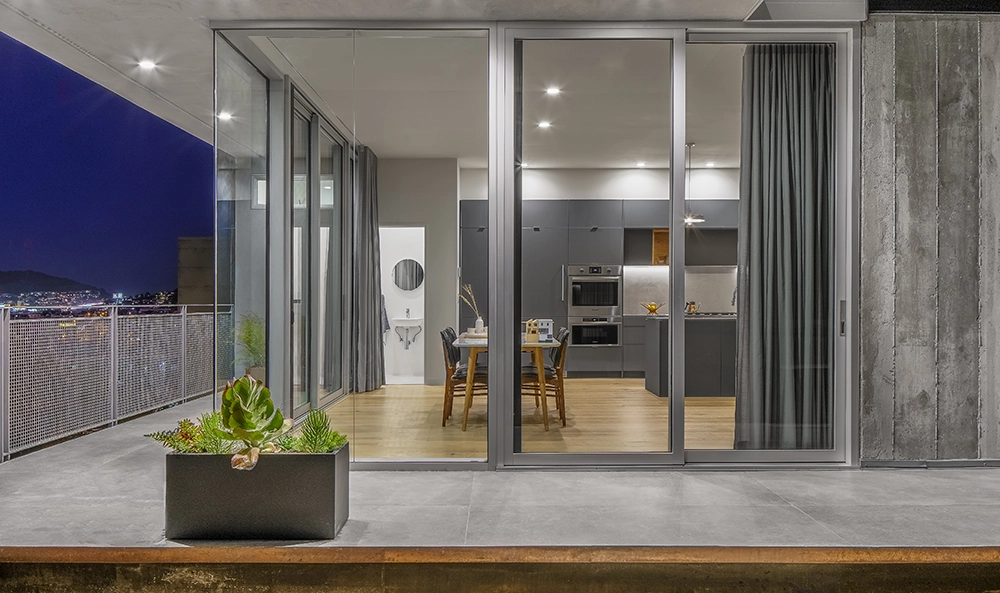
[392,318,423,350]
[392,317,423,326]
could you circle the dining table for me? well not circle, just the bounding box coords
[452,335,562,431]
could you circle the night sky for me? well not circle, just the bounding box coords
[0,31,214,296]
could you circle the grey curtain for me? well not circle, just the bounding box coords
[735,44,834,450]
[350,146,385,392]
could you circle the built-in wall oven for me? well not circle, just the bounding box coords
[567,264,622,317]
[568,316,622,347]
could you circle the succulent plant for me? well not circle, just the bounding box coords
[215,374,292,470]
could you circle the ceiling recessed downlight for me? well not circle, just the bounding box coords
[218,112,233,121]
[324,186,332,190]
[636,162,647,168]
[537,121,551,129]
[138,59,156,70]
[545,86,561,96]
[705,162,716,168]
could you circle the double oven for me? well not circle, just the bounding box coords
[567,265,621,347]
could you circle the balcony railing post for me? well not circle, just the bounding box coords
[180,305,188,401]
[109,306,119,426]
[1,305,10,461]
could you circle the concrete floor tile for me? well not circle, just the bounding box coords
[798,504,1000,546]
[332,504,471,546]
[350,471,475,506]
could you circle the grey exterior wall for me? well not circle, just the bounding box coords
[378,158,460,386]
[861,14,1000,461]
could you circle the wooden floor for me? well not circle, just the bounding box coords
[326,378,734,459]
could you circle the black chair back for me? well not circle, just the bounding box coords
[550,327,569,366]
[441,327,461,367]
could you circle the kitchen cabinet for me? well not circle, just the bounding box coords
[521,226,568,319]
[523,200,569,227]
[686,229,738,266]
[623,200,671,228]
[567,227,624,264]
[565,346,623,376]
[460,200,488,228]
[622,316,648,375]
[686,199,738,229]
[459,226,489,327]
[623,229,653,265]
[568,199,623,227]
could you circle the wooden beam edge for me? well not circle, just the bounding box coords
[2,546,1000,565]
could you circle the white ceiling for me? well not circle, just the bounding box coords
[259,36,744,169]
[0,0,862,148]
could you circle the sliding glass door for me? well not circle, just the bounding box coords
[290,92,350,418]
[504,27,687,466]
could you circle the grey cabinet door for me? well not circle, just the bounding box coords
[523,200,569,228]
[565,346,622,375]
[623,200,671,228]
[460,227,489,322]
[687,200,738,229]
[686,229,738,266]
[521,227,568,319]
[568,200,623,227]
[567,227,624,264]
[718,319,737,397]
[460,200,489,228]
[623,344,645,372]
[685,319,721,396]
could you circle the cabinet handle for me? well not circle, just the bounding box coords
[561,265,566,302]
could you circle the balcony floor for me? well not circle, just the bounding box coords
[1,399,1000,548]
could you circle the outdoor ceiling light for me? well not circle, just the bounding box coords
[324,186,332,190]
[546,86,561,95]
[705,162,715,168]
[636,162,647,168]
[218,112,233,121]
[138,60,157,70]
[537,121,551,128]
[684,212,706,225]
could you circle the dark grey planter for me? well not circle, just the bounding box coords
[164,444,349,540]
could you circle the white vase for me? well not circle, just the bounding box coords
[475,316,484,333]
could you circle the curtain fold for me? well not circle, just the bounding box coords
[350,146,385,392]
[735,44,834,450]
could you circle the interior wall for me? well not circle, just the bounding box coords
[861,14,1000,462]
[459,168,739,201]
[379,158,459,385]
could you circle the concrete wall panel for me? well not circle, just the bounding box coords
[892,17,940,461]
[980,17,1000,458]
[859,16,897,461]
[935,17,981,460]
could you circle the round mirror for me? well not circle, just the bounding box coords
[393,259,424,291]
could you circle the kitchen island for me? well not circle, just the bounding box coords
[644,315,738,397]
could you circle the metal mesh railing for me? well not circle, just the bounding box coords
[1,305,219,458]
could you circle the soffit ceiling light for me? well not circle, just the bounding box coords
[684,212,706,225]
[138,59,157,70]
[537,121,551,129]
[218,112,233,121]
[545,86,561,96]
[705,162,715,168]
[636,162,647,168]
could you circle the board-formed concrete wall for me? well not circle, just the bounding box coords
[861,14,1000,461]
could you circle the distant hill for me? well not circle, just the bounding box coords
[0,270,109,296]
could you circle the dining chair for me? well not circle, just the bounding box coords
[440,327,488,426]
[520,327,569,426]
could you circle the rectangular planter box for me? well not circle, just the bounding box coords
[165,444,349,540]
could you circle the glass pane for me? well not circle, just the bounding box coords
[318,131,343,398]
[291,111,310,409]
[515,39,673,454]
[215,37,268,389]
[683,43,835,451]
